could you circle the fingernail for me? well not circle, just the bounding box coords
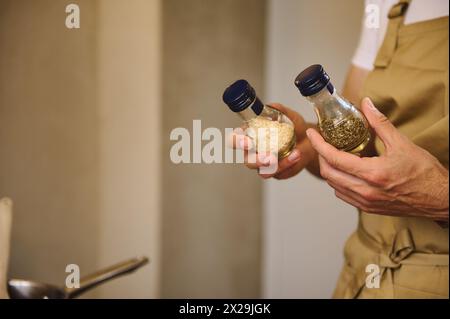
[259,154,271,165]
[288,149,300,162]
[306,129,312,138]
[366,98,381,115]
[239,139,246,149]
[240,137,251,150]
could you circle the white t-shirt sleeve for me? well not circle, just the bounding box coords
[351,23,379,70]
[351,0,387,70]
[351,0,449,70]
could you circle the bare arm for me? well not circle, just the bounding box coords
[342,65,370,106]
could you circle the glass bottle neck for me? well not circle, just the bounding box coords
[238,103,282,122]
[238,104,259,121]
[306,84,337,108]
[309,84,354,109]
[306,83,358,123]
[237,97,265,121]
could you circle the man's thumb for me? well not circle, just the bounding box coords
[361,97,397,150]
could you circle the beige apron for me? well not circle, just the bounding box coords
[333,0,449,299]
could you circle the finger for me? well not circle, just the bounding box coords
[360,97,399,151]
[244,151,271,170]
[327,175,390,213]
[258,148,302,178]
[274,154,306,179]
[277,148,302,170]
[334,190,367,211]
[273,164,299,180]
[318,155,368,191]
[321,156,388,206]
[227,128,253,150]
[273,138,314,179]
[268,103,307,138]
[307,128,367,178]
[327,180,373,208]
[335,189,390,215]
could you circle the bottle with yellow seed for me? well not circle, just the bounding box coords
[223,80,296,158]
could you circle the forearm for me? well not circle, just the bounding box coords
[432,169,449,223]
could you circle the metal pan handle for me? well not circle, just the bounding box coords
[65,256,149,298]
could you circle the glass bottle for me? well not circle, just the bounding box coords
[223,80,296,159]
[294,65,370,154]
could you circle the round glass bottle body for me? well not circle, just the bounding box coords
[294,65,370,154]
[307,86,370,153]
[238,101,296,159]
[223,80,296,159]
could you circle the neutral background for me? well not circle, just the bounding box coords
[0,0,364,298]
[263,0,363,298]
[0,0,160,298]
[160,0,265,298]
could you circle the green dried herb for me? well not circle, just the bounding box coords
[319,117,368,151]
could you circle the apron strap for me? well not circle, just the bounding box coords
[354,227,449,298]
[373,0,411,68]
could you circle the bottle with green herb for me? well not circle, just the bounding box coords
[294,64,370,154]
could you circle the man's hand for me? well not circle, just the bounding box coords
[230,103,318,179]
[307,97,449,221]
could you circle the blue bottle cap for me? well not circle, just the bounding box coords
[222,80,263,115]
[294,64,333,97]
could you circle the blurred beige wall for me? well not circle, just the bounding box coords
[0,0,100,295]
[96,0,161,298]
[263,0,363,298]
[0,0,365,300]
[0,0,161,298]
[161,0,265,298]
